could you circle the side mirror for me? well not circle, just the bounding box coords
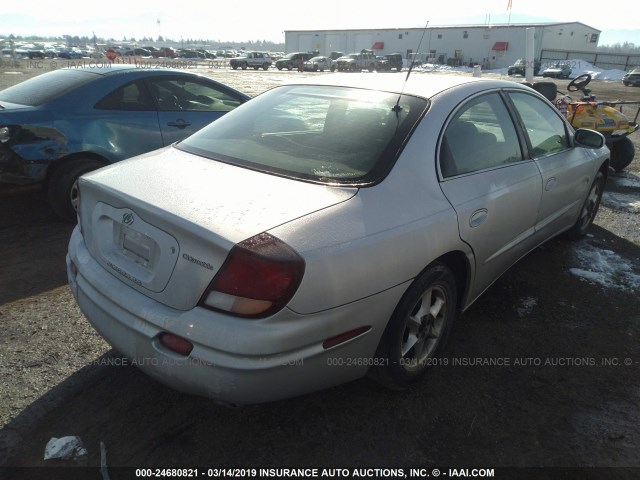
[574,128,605,149]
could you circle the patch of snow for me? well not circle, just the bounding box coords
[602,192,640,213]
[569,242,640,291]
[430,58,632,81]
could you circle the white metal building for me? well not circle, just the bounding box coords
[284,22,601,69]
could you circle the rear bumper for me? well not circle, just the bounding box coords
[67,227,405,404]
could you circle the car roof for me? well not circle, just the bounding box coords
[283,73,527,99]
[55,64,212,78]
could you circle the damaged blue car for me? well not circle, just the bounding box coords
[0,65,249,220]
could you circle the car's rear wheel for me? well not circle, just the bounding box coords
[47,158,107,222]
[370,263,457,389]
[241,62,248,70]
[566,171,605,239]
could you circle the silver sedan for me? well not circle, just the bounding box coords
[67,74,609,404]
[303,56,334,72]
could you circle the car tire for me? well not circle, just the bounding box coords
[609,137,635,172]
[368,63,375,72]
[47,158,107,222]
[241,62,248,70]
[263,63,269,70]
[370,263,457,389]
[565,171,605,239]
[231,64,238,70]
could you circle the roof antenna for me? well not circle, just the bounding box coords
[393,20,429,114]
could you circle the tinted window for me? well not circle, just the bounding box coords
[0,69,97,106]
[509,92,569,157]
[94,80,155,111]
[148,78,242,112]
[178,85,428,185]
[440,92,523,177]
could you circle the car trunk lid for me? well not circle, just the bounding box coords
[78,146,357,310]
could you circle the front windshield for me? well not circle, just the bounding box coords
[178,85,428,185]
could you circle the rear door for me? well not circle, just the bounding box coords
[438,91,543,299]
[146,76,246,145]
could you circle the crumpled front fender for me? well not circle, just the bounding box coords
[0,124,68,185]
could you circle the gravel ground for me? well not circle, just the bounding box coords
[0,61,639,477]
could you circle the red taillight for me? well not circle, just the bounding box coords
[199,233,305,318]
[159,332,194,356]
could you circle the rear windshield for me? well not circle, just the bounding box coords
[0,69,97,106]
[178,85,428,185]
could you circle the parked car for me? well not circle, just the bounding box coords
[67,73,609,405]
[196,49,217,59]
[275,52,316,70]
[27,50,45,59]
[303,56,334,72]
[622,67,640,86]
[177,49,205,59]
[151,47,178,58]
[376,53,403,72]
[542,61,572,79]
[57,49,84,59]
[230,51,272,70]
[0,65,249,220]
[507,58,541,76]
[142,46,160,55]
[336,50,378,72]
[122,48,153,57]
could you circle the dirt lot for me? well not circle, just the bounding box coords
[1,61,639,478]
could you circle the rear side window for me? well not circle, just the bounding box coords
[440,92,523,177]
[95,80,155,111]
[0,69,97,106]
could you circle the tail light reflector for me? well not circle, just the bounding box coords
[159,332,194,356]
[323,326,371,349]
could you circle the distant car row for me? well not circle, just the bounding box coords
[227,50,404,73]
[507,59,572,78]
